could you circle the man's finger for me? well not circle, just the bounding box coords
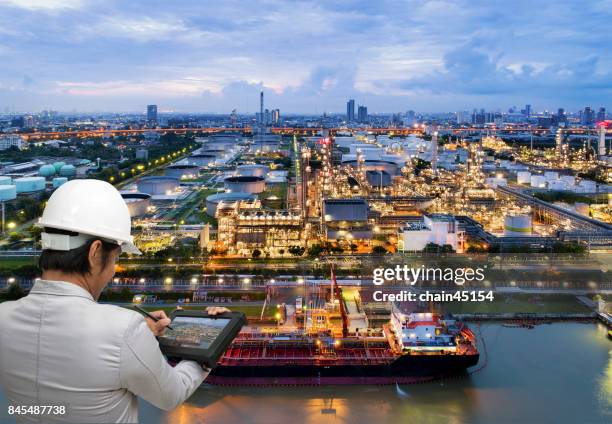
[150,310,168,320]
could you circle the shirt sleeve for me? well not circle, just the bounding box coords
[119,314,208,411]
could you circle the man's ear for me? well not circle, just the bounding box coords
[88,240,103,270]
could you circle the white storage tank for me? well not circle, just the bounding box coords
[186,154,216,167]
[0,185,17,201]
[15,177,46,193]
[235,164,269,178]
[578,179,596,192]
[0,176,12,186]
[164,164,199,179]
[516,171,531,184]
[136,176,179,196]
[504,214,532,236]
[574,203,590,216]
[52,162,66,173]
[547,180,567,191]
[121,192,152,217]
[544,171,559,180]
[485,177,507,188]
[52,177,68,188]
[560,175,575,186]
[530,175,546,188]
[224,176,266,194]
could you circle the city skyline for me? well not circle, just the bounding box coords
[0,0,611,113]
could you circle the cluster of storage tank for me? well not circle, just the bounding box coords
[39,162,76,178]
[516,171,597,193]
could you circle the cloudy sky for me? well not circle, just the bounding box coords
[0,0,610,114]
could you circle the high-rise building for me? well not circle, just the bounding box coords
[525,104,531,117]
[346,99,355,122]
[582,107,595,125]
[357,105,368,123]
[405,110,416,126]
[146,105,158,125]
[271,109,280,125]
[597,107,606,122]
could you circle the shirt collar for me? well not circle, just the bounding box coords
[29,279,95,302]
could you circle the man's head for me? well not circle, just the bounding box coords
[39,230,121,299]
[36,179,141,298]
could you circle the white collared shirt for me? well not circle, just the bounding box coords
[0,280,206,423]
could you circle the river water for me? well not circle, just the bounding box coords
[1,323,611,424]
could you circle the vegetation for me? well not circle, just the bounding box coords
[533,191,593,204]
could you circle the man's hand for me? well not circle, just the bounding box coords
[144,310,172,336]
[206,306,231,315]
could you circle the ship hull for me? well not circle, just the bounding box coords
[206,353,480,385]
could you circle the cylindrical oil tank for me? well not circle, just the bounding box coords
[486,177,507,188]
[224,176,265,194]
[206,192,256,216]
[579,180,596,192]
[530,175,546,188]
[0,176,12,186]
[366,170,392,187]
[560,175,575,186]
[121,192,152,217]
[544,171,559,181]
[164,164,199,179]
[516,171,531,184]
[52,177,68,188]
[344,160,398,175]
[59,164,76,177]
[235,164,269,178]
[547,180,567,191]
[186,154,216,167]
[39,164,56,177]
[574,203,590,216]
[0,185,17,201]
[136,176,179,196]
[15,177,46,193]
[504,214,532,236]
[52,162,66,172]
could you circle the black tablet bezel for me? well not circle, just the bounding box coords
[158,310,246,368]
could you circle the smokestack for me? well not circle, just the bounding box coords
[599,125,607,157]
[260,91,264,125]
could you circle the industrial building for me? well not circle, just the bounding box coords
[322,198,372,241]
[398,215,463,252]
[206,192,257,217]
[216,199,304,257]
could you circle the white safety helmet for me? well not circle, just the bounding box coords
[37,179,141,255]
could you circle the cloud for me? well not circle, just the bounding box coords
[0,0,610,112]
[0,0,84,11]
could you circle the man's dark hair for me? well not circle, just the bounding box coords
[38,229,120,274]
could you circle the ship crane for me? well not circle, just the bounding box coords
[330,264,349,337]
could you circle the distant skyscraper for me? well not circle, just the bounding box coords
[582,106,595,125]
[525,104,531,117]
[346,99,355,122]
[357,105,368,123]
[597,107,606,122]
[271,109,280,125]
[405,110,416,125]
[147,105,158,125]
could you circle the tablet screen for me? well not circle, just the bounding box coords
[160,316,232,349]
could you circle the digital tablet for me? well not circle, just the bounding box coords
[158,310,247,368]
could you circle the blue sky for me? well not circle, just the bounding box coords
[0,0,610,113]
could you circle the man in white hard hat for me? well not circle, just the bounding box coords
[0,179,224,423]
